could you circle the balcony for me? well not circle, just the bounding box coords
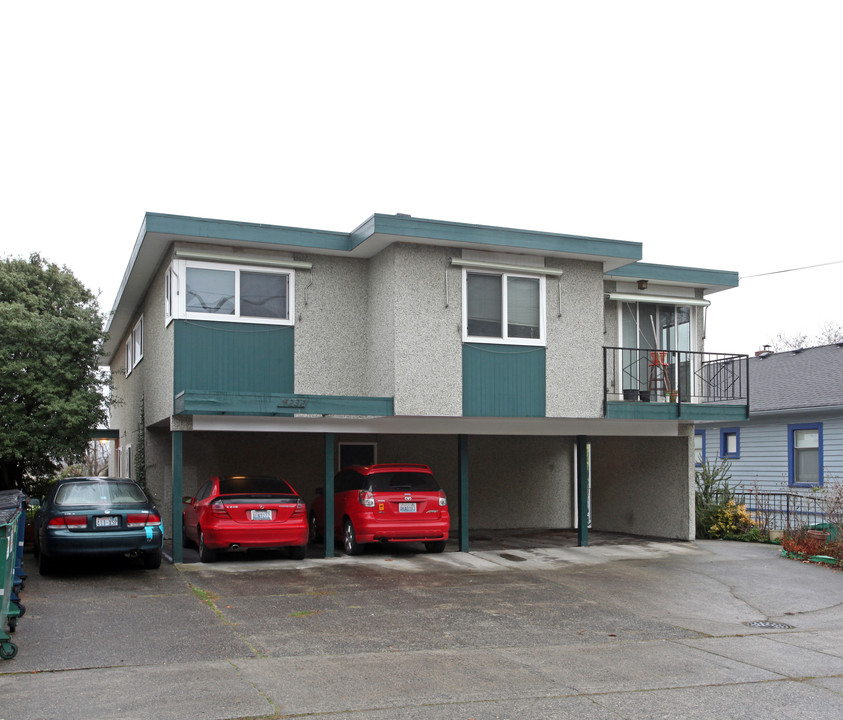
[603,347,749,421]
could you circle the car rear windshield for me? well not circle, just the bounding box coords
[56,481,147,506]
[219,476,297,497]
[368,472,440,492]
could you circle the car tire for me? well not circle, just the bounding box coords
[198,529,216,563]
[343,518,360,556]
[309,512,321,544]
[424,540,446,554]
[144,548,162,569]
[38,551,54,576]
[289,544,307,560]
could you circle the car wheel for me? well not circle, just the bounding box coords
[38,551,54,576]
[343,518,360,556]
[143,548,162,569]
[198,529,216,563]
[289,544,307,560]
[308,512,321,544]
[425,540,446,554]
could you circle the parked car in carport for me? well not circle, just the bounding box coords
[183,475,309,562]
[32,476,163,574]
[310,463,450,555]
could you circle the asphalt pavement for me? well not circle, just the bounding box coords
[3,534,843,719]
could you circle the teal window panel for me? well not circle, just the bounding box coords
[174,320,294,397]
[462,344,546,417]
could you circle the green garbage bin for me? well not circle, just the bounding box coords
[1,506,21,660]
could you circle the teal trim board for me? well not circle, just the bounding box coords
[462,344,546,417]
[174,320,294,398]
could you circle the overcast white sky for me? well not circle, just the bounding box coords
[2,1,841,356]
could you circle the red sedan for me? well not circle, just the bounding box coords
[183,476,308,562]
[310,463,450,555]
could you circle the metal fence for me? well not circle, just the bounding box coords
[717,491,829,532]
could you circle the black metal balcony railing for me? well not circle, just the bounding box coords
[603,347,749,407]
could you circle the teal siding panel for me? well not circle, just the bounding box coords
[462,344,546,417]
[174,320,294,396]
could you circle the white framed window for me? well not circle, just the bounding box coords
[462,269,546,346]
[169,259,295,326]
[125,316,144,375]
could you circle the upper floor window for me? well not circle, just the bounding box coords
[167,259,295,326]
[463,269,545,346]
[789,423,822,487]
[125,316,143,376]
[720,427,740,459]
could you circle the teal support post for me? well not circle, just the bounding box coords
[458,434,469,552]
[172,431,183,563]
[576,435,589,547]
[324,433,335,558]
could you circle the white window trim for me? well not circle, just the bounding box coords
[461,267,546,346]
[172,258,295,327]
[125,315,144,376]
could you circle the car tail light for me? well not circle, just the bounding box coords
[211,499,232,518]
[49,515,87,528]
[291,499,305,517]
[127,513,162,527]
[438,491,448,507]
[358,490,375,508]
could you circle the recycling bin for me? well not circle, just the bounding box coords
[1,506,21,659]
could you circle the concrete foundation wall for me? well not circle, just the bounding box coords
[590,427,695,540]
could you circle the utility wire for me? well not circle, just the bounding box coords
[740,259,843,280]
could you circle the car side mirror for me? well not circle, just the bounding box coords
[182,496,194,505]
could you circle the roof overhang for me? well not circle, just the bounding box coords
[103,212,643,361]
[604,262,739,295]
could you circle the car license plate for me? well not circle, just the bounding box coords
[398,503,417,513]
[251,510,272,521]
[95,516,119,528]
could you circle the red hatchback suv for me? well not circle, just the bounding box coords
[310,464,450,555]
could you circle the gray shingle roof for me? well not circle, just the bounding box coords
[749,344,843,413]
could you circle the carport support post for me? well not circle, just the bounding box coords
[576,435,589,547]
[458,434,469,552]
[324,433,335,558]
[172,431,183,563]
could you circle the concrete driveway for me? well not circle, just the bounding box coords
[3,537,843,719]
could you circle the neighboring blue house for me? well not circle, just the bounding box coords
[102,212,746,560]
[697,344,843,490]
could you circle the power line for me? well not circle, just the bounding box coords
[740,259,843,280]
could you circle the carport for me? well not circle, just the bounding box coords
[163,414,694,563]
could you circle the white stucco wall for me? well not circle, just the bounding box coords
[294,255,369,396]
[545,259,605,418]
[392,244,463,416]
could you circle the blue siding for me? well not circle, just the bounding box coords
[701,414,843,491]
[462,344,546,417]
[174,320,294,396]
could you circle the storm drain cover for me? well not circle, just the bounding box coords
[744,620,795,630]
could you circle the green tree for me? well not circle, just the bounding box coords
[0,254,109,492]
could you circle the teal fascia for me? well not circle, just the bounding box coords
[174,391,394,417]
[606,262,739,291]
[144,212,351,252]
[604,401,749,421]
[352,214,643,261]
